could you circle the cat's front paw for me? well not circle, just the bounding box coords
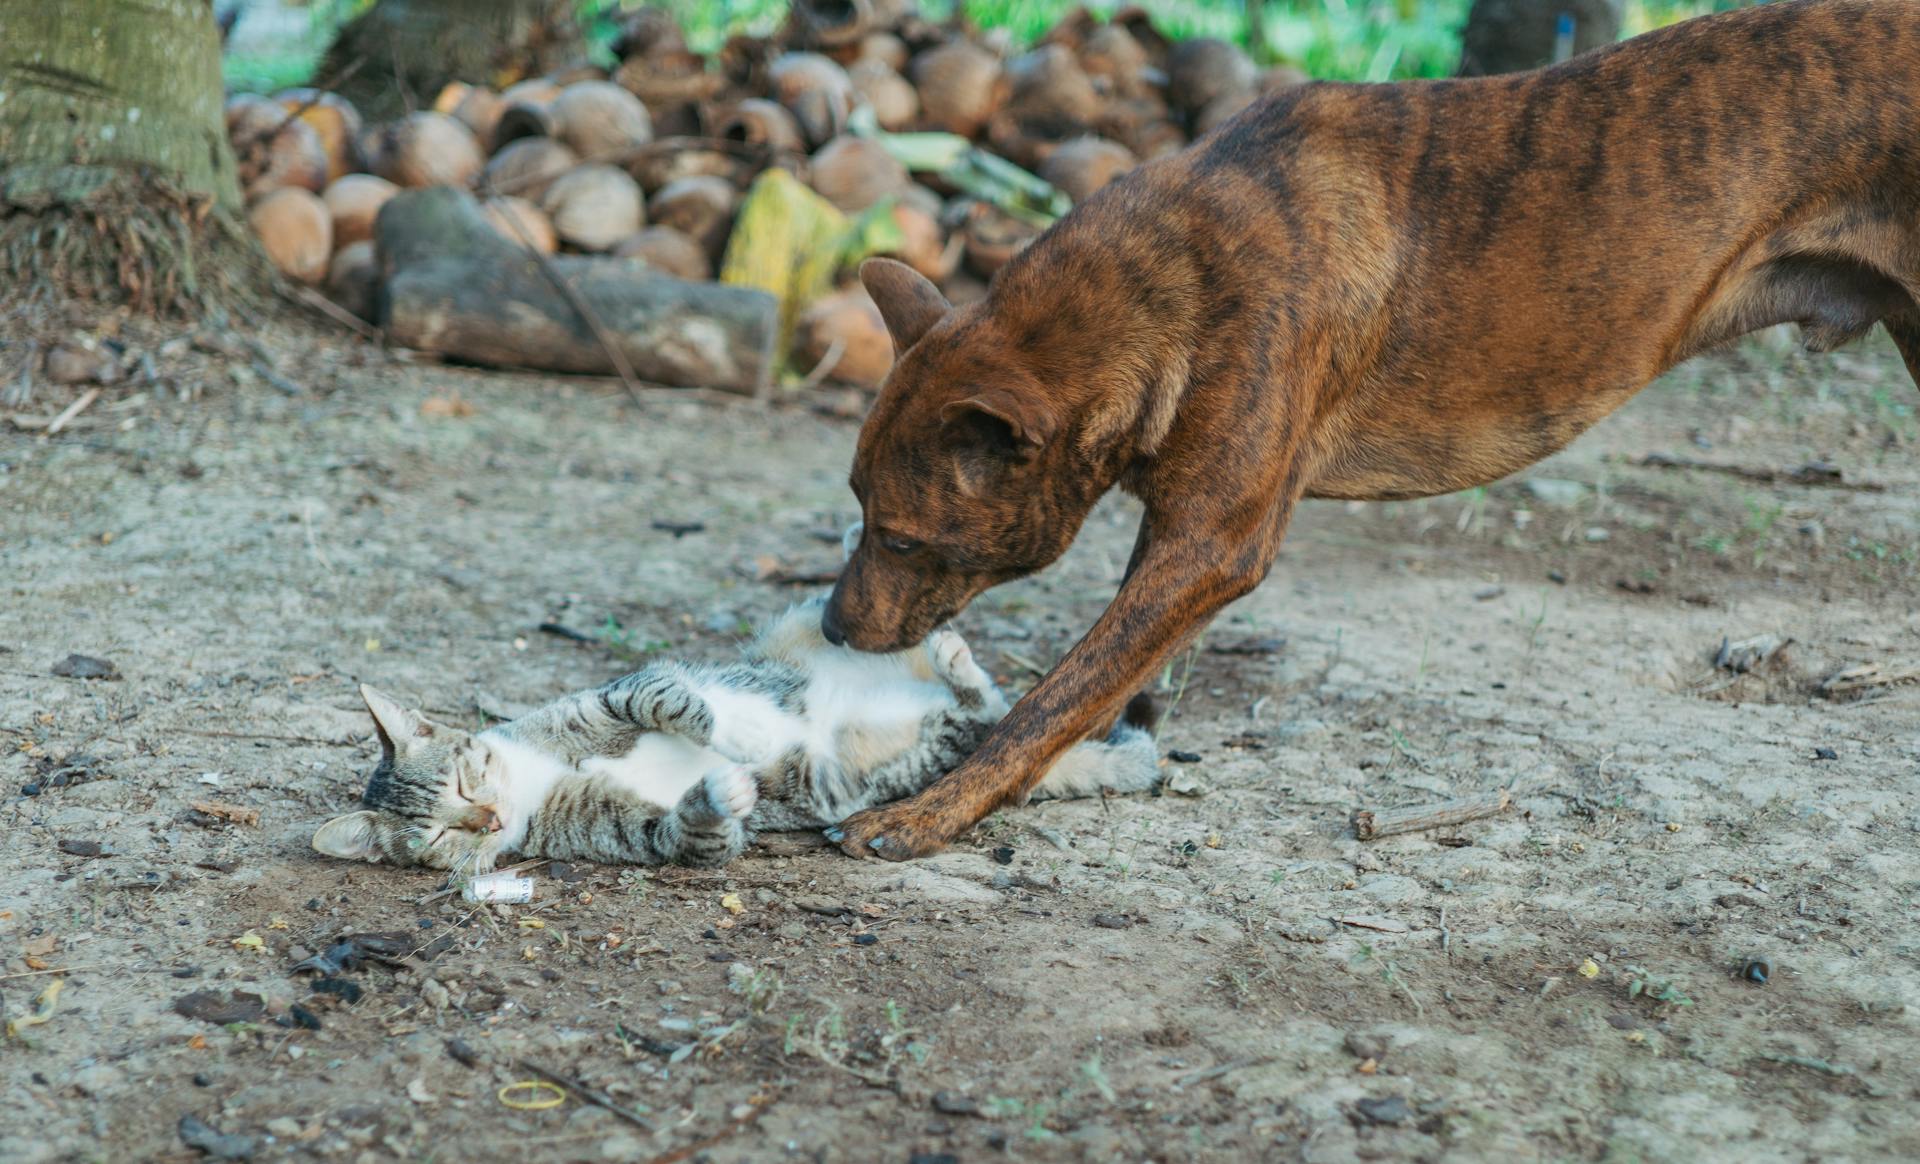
[709,715,780,765]
[927,628,991,692]
[703,764,760,822]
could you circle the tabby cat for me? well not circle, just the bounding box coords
[311,593,1160,872]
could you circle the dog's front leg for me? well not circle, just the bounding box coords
[829,503,1292,860]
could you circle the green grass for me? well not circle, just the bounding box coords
[227,0,1771,93]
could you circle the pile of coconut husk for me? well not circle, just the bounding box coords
[226,2,1302,395]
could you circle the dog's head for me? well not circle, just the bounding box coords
[824,258,1093,652]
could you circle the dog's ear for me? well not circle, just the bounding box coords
[860,257,949,354]
[940,387,1057,459]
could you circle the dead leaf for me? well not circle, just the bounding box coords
[190,800,261,828]
[1337,915,1410,934]
[7,978,63,1037]
[720,892,745,915]
[22,935,56,958]
[418,392,475,419]
[231,931,266,954]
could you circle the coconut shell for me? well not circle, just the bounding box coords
[848,61,920,131]
[431,82,472,115]
[963,205,1038,279]
[481,136,580,202]
[630,148,746,196]
[610,6,687,61]
[1194,90,1258,138]
[647,175,737,258]
[1112,7,1173,69]
[1166,38,1256,119]
[480,195,559,254]
[249,188,332,284]
[1262,65,1311,93]
[770,53,855,147]
[1078,24,1151,98]
[1005,45,1102,124]
[539,164,645,252]
[910,41,1004,139]
[613,225,712,281]
[858,33,910,73]
[325,239,379,321]
[491,78,563,148]
[228,98,330,201]
[446,85,506,143]
[785,0,877,50]
[371,112,484,189]
[550,80,653,160]
[794,287,893,389]
[1038,136,1137,204]
[323,174,400,250]
[886,202,957,282]
[808,136,910,214]
[614,49,726,115]
[714,98,805,154]
[275,89,365,182]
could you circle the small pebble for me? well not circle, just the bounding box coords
[1353,1095,1412,1126]
[931,1091,980,1117]
[1166,750,1202,764]
[1091,913,1132,929]
[192,1073,214,1088]
[854,933,878,946]
[1812,747,1838,761]
[991,846,1015,865]
[1742,957,1773,985]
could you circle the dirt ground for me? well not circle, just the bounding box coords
[3,321,1918,1164]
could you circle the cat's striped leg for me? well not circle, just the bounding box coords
[657,764,758,867]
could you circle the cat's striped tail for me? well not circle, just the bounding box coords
[1029,694,1163,801]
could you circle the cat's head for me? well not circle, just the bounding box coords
[310,685,510,872]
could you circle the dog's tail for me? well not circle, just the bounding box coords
[1029,693,1162,801]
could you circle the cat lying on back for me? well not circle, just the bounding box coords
[311,593,1160,873]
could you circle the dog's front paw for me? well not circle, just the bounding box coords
[927,628,990,692]
[703,764,760,822]
[826,800,958,862]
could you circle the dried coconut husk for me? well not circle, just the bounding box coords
[550,80,654,160]
[615,49,726,117]
[910,41,1005,139]
[490,78,563,148]
[1263,65,1311,92]
[848,60,919,131]
[720,34,779,94]
[274,89,365,182]
[613,225,712,281]
[248,188,332,284]
[793,285,893,388]
[1077,24,1153,99]
[1038,136,1137,204]
[325,239,379,321]
[769,53,855,147]
[628,146,751,196]
[437,83,506,143]
[539,164,644,252]
[610,6,686,61]
[1112,7,1173,69]
[886,202,958,282]
[783,0,879,51]
[1166,37,1256,119]
[480,137,579,202]
[962,203,1038,278]
[228,95,330,202]
[714,99,806,154]
[857,33,909,72]
[479,195,558,253]
[1195,90,1259,138]
[1004,45,1103,124]
[369,112,485,189]
[323,174,401,249]
[808,136,910,214]
[648,175,737,258]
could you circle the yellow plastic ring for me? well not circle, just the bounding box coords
[497,1080,567,1111]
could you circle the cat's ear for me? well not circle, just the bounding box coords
[312,810,385,862]
[361,685,427,758]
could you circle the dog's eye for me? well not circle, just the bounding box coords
[881,535,922,555]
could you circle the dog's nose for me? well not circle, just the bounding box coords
[820,595,848,646]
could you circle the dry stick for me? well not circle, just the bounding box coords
[1634,452,1886,492]
[1353,789,1512,841]
[795,336,846,392]
[477,188,647,405]
[512,1060,658,1132]
[644,1090,780,1164]
[45,388,101,435]
[282,283,381,341]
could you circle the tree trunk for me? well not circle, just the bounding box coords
[320,0,583,123]
[0,0,256,314]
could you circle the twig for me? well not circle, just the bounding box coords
[796,336,846,392]
[480,194,646,405]
[644,1090,779,1164]
[0,964,110,982]
[512,1060,657,1131]
[1174,1057,1273,1089]
[282,283,381,341]
[1353,790,1511,841]
[1633,452,1885,492]
[45,387,101,435]
[175,729,349,745]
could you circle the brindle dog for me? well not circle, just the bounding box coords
[821,0,1920,859]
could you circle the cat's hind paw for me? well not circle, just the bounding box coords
[703,764,760,822]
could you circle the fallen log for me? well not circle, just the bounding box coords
[376,187,778,394]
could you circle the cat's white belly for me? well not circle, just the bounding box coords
[579,734,729,809]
